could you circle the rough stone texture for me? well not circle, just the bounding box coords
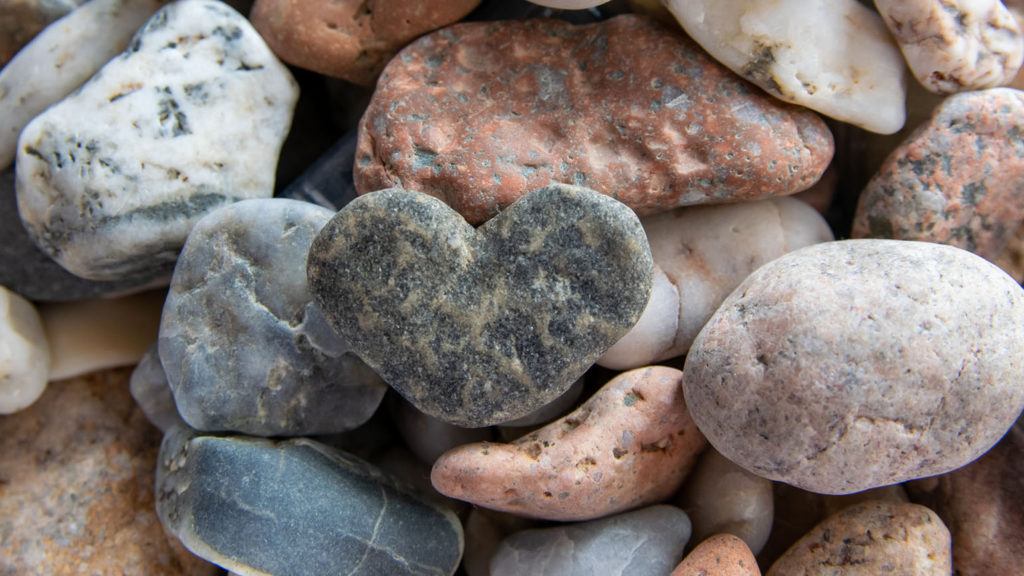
[431,366,706,521]
[0,286,49,414]
[15,0,298,283]
[907,418,1024,575]
[355,15,834,225]
[876,0,1024,94]
[599,197,833,369]
[0,0,84,66]
[489,505,692,576]
[677,448,774,555]
[159,198,386,436]
[0,0,168,170]
[0,169,154,301]
[308,185,653,427]
[766,501,952,575]
[0,369,219,575]
[130,343,186,432]
[250,0,480,86]
[663,0,908,134]
[671,534,761,576]
[683,239,1024,494]
[852,88,1024,260]
[156,428,464,576]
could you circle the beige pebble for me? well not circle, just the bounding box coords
[671,534,761,576]
[678,448,774,555]
[0,286,49,413]
[767,501,952,575]
[431,366,707,521]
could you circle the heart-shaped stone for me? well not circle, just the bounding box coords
[307,185,653,427]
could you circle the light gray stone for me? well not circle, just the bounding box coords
[159,198,387,437]
[15,0,298,283]
[0,285,49,414]
[683,239,1024,494]
[156,428,465,576]
[130,342,185,432]
[490,505,691,576]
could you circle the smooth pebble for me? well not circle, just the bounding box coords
[0,285,50,414]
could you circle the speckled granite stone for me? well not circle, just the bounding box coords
[159,198,387,436]
[15,0,298,283]
[250,0,480,86]
[683,239,1024,494]
[355,15,833,225]
[876,0,1023,94]
[766,501,951,575]
[852,88,1024,260]
[0,369,219,575]
[307,185,653,427]
[156,428,464,576]
[0,0,84,66]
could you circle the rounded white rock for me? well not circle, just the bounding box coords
[0,286,50,413]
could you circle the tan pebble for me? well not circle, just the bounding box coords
[431,366,707,521]
[0,286,49,414]
[767,501,951,575]
[671,534,761,576]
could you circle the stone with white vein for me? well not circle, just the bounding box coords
[15,0,298,283]
[662,0,908,134]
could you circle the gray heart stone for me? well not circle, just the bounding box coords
[307,184,653,427]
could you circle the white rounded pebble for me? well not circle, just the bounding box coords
[0,286,50,413]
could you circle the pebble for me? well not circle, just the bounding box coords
[677,448,774,556]
[391,394,495,465]
[490,505,691,576]
[683,239,1024,494]
[0,0,84,66]
[876,0,1024,94]
[156,427,465,576]
[527,0,610,8]
[599,197,833,369]
[0,0,168,170]
[907,417,1024,575]
[130,343,186,432]
[354,15,834,225]
[15,0,298,283]
[0,369,219,575]
[498,376,585,427]
[766,501,952,575]
[852,88,1024,260]
[250,0,480,86]
[307,185,653,427]
[0,285,50,414]
[671,534,761,576]
[431,366,707,521]
[462,508,538,576]
[662,0,907,134]
[40,289,164,381]
[159,198,387,436]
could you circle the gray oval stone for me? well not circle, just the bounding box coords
[129,343,185,433]
[683,239,1024,494]
[307,185,653,427]
[159,198,387,436]
[156,427,464,576]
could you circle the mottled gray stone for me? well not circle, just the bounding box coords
[130,343,185,432]
[159,198,387,436]
[307,185,653,427]
[156,428,464,576]
[490,505,691,576]
[15,0,298,283]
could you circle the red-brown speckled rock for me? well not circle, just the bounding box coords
[0,369,218,575]
[852,88,1024,259]
[430,366,707,521]
[355,15,834,224]
[671,534,761,576]
[250,0,480,86]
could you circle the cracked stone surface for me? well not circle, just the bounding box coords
[766,501,951,575]
[683,239,1024,494]
[431,366,706,521]
[489,505,691,576]
[876,0,1024,94]
[15,0,298,283]
[307,185,653,427]
[355,15,834,225]
[156,428,464,576]
[852,88,1024,260]
[159,198,387,437]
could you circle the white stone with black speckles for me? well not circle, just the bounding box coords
[15,0,298,282]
